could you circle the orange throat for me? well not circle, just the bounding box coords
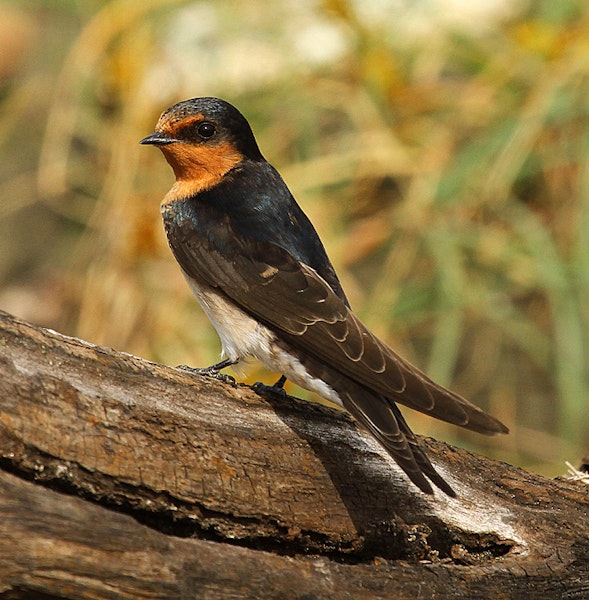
[159,140,244,204]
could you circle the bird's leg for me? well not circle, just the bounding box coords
[177,357,237,386]
[253,374,287,399]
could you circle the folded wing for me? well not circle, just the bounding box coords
[169,226,508,437]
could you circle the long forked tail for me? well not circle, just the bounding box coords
[286,344,460,495]
[336,381,456,496]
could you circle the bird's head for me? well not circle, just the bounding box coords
[141,97,263,195]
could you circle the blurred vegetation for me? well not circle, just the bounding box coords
[1,0,588,477]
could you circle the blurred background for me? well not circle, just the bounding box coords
[1,0,588,478]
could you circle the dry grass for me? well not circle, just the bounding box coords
[1,0,588,477]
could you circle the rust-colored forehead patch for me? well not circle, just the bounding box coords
[156,111,206,135]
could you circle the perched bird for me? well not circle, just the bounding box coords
[141,97,508,496]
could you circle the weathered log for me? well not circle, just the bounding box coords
[0,310,587,599]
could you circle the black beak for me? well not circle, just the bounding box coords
[139,131,177,146]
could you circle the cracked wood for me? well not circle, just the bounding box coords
[0,310,588,598]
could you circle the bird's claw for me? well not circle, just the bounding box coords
[177,364,237,387]
[253,381,287,399]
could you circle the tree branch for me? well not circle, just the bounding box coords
[0,310,587,598]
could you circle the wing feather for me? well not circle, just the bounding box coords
[169,225,507,436]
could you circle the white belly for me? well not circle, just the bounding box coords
[183,273,342,406]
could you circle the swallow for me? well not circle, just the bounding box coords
[141,97,508,496]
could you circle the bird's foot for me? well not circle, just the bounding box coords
[253,375,287,399]
[177,358,237,387]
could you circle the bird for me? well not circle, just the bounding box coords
[140,97,508,496]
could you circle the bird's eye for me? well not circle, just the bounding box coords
[197,122,216,139]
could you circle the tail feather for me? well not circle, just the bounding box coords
[337,383,456,496]
[276,341,473,495]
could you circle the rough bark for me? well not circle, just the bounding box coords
[0,309,587,599]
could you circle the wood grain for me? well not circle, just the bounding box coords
[0,310,587,598]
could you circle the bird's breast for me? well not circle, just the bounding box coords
[182,273,269,363]
[181,273,342,406]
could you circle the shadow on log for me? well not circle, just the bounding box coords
[0,310,587,599]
